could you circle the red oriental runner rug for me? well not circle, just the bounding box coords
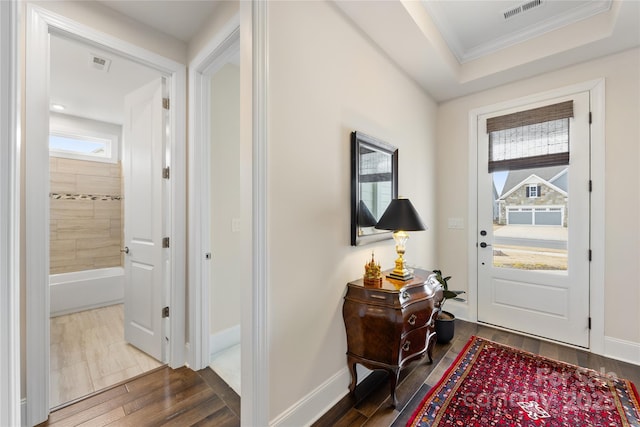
[407,336,640,427]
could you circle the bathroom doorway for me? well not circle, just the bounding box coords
[47,33,165,408]
[25,6,187,424]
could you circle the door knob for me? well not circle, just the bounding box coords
[479,242,491,248]
[120,246,130,254]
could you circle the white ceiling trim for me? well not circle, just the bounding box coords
[423,0,613,63]
[334,0,638,101]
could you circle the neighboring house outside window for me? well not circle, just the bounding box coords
[496,166,568,227]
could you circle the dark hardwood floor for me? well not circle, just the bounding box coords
[313,320,640,427]
[37,320,640,427]
[37,366,240,427]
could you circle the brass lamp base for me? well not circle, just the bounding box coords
[386,256,413,281]
[387,270,414,281]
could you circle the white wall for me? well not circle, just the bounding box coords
[31,0,186,64]
[437,48,640,346]
[210,63,241,335]
[187,0,239,63]
[267,1,437,422]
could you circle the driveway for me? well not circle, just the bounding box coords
[493,225,567,241]
[493,225,567,250]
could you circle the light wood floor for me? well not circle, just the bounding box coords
[50,304,163,408]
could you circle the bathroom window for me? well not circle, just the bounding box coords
[49,129,119,163]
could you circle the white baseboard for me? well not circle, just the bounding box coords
[270,367,351,427]
[442,299,470,322]
[444,305,640,368]
[210,324,241,359]
[604,336,640,366]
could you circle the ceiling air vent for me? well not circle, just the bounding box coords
[88,54,112,72]
[503,0,543,20]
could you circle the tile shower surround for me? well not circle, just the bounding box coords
[49,157,123,274]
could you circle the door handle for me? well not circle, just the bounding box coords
[479,242,491,248]
[121,246,130,254]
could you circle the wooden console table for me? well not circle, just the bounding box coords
[342,269,442,407]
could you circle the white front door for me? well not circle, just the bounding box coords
[123,77,167,361]
[477,92,591,347]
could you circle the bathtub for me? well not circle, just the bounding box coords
[49,266,125,317]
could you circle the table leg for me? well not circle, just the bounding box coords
[389,368,400,408]
[347,355,358,394]
[426,332,436,363]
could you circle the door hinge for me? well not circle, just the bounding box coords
[589,112,592,124]
[588,249,592,261]
[162,166,170,179]
[162,237,170,248]
[162,306,170,318]
[163,98,170,110]
[588,317,591,330]
[589,180,592,192]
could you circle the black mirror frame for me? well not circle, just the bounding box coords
[350,131,398,246]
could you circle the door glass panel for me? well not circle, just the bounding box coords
[492,165,568,272]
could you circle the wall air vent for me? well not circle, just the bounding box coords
[503,0,543,20]
[88,54,112,72]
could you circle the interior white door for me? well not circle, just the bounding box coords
[123,77,166,361]
[477,92,591,347]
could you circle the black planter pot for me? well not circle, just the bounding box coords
[435,310,455,344]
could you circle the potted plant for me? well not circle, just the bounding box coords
[432,269,465,344]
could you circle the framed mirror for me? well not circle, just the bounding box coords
[351,131,398,246]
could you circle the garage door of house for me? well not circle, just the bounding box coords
[506,206,563,226]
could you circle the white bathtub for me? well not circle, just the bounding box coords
[49,267,125,317]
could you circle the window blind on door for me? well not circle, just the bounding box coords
[487,100,573,172]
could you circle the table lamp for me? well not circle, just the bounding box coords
[375,198,426,281]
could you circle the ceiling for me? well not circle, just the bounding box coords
[50,0,640,125]
[96,0,220,43]
[50,34,162,125]
[423,0,612,63]
[335,0,640,101]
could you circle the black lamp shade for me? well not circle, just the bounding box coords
[357,200,378,227]
[375,198,425,231]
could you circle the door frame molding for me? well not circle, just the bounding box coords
[187,2,271,425]
[25,5,187,424]
[187,12,240,371]
[0,0,21,425]
[246,1,270,424]
[466,79,605,354]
